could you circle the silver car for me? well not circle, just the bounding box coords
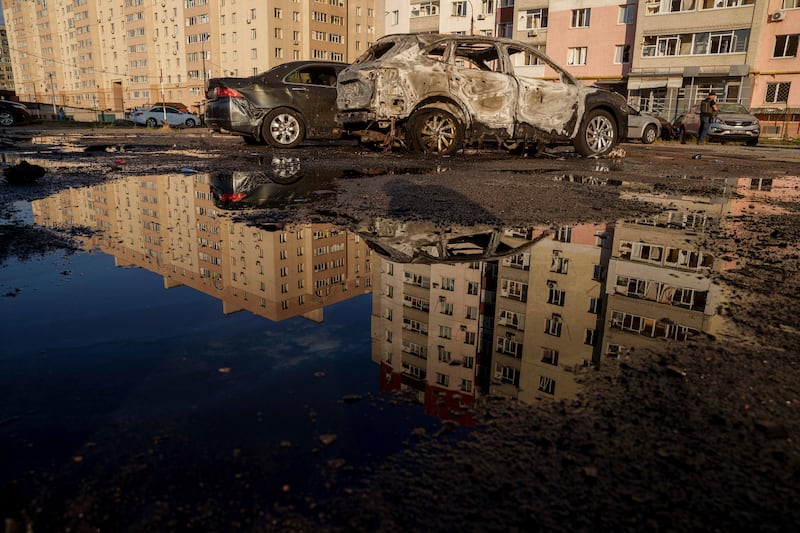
[626,106,661,144]
[680,103,760,145]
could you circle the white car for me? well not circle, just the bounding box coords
[626,105,662,144]
[131,106,200,128]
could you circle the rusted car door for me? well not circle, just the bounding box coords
[508,46,581,137]
[446,41,517,134]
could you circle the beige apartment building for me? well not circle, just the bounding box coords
[2,0,382,116]
[30,171,373,323]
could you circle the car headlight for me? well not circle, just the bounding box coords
[712,116,723,124]
[752,118,760,126]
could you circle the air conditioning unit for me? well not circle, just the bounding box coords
[527,30,537,38]
[476,14,485,20]
[770,11,785,22]
[293,40,300,45]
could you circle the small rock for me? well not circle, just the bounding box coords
[319,434,337,446]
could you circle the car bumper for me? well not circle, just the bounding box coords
[205,99,262,136]
[708,126,759,141]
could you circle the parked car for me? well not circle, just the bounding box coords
[626,105,661,144]
[153,101,189,113]
[336,33,628,157]
[205,61,347,148]
[0,100,32,127]
[679,102,760,145]
[131,106,201,128]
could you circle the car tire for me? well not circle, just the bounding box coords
[146,117,158,128]
[263,108,305,149]
[0,112,16,127]
[409,108,463,156]
[185,118,196,128]
[746,138,759,146]
[574,109,617,157]
[642,124,657,145]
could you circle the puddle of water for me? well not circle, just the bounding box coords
[2,165,798,529]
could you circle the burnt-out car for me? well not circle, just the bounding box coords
[205,61,347,148]
[336,34,628,156]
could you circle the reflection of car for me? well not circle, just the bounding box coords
[0,100,32,127]
[336,33,628,157]
[205,61,348,148]
[131,106,201,128]
[626,106,661,144]
[210,157,338,209]
[680,102,760,145]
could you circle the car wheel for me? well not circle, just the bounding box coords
[185,118,196,128]
[263,108,305,148]
[0,112,16,127]
[146,117,158,128]
[642,124,658,145]
[574,109,617,157]
[746,138,759,146]
[409,108,463,156]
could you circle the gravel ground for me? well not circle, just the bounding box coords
[2,126,799,532]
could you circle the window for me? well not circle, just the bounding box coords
[438,346,452,363]
[618,4,635,24]
[498,309,525,330]
[495,364,519,386]
[555,226,572,242]
[466,306,478,320]
[439,325,452,339]
[497,335,523,358]
[765,82,790,103]
[614,44,631,64]
[589,297,601,314]
[452,1,467,17]
[522,9,548,30]
[541,348,558,366]
[592,264,604,280]
[467,281,480,295]
[774,35,799,58]
[463,355,475,369]
[545,315,563,337]
[585,329,597,346]
[571,8,590,28]
[441,277,455,291]
[538,376,555,395]
[436,373,450,387]
[500,279,528,302]
[274,7,282,18]
[440,302,454,316]
[550,253,569,274]
[783,0,800,8]
[464,331,476,345]
[461,379,473,392]
[547,287,565,306]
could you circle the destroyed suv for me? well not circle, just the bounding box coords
[336,33,628,157]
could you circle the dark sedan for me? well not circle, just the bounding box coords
[0,100,32,127]
[205,61,347,148]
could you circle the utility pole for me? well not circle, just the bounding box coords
[48,72,56,113]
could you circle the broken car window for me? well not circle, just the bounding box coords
[453,42,503,73]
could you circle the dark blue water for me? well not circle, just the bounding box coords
[0,240,439,524]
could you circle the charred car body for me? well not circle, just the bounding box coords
[336,33,628,157]
[205,61,347,148]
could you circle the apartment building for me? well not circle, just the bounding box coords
[383,1,798,137]
[0,27,15,94]
[30,171,373,323]
[2,0,381,115]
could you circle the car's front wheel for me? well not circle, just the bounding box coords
[409,108,463,156]
[146,117,158,128]
[642,124,658,145]
[263,108,305,148]
[0,112,16,127]
[185,118,196,128]
[574,109,617,157]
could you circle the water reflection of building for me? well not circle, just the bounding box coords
[493,224,610,402]
[31,173,372,322]
[603,210,722,361]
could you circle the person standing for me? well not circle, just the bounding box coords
[697,91,718,144]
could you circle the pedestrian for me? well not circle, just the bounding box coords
[57,107,66,120]
[697,91,718,145]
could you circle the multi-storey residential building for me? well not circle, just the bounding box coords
[2,0,381,116]
[0,27,16,94]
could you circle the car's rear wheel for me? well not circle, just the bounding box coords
[146,117,158,128]
[574,109,617,157]
[409,108,463,156]
[185,118,196,128]
[263,108,305,148]
[0,112,16,127]
[642,124,657,145]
